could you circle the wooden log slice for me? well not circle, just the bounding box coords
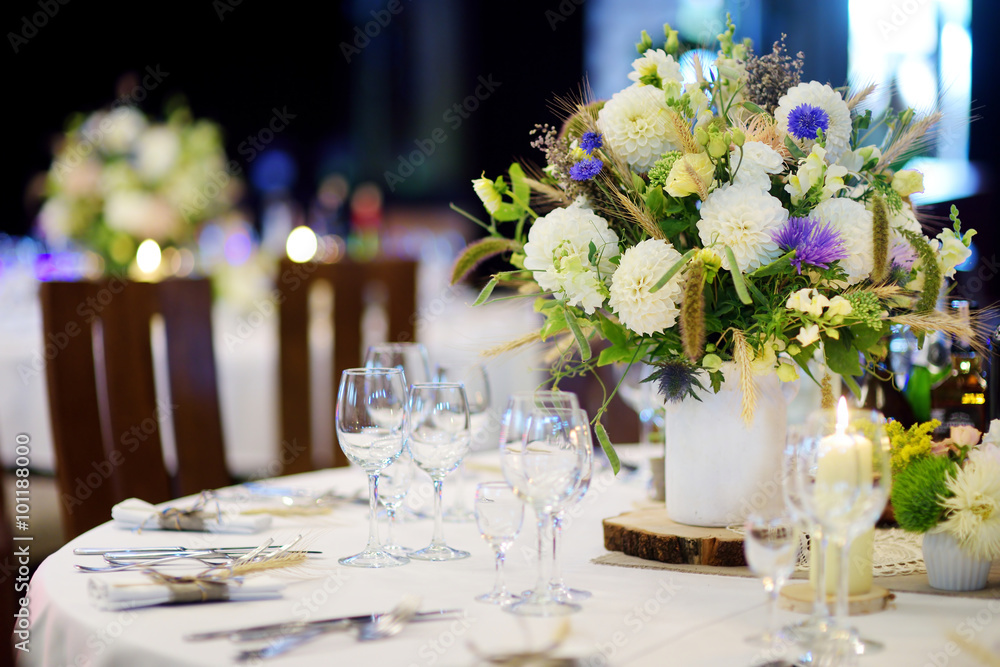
[603,506,746,567]
[779,583,894,616]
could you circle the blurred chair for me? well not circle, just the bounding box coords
[40,279,231,539]
[277,258,418,474]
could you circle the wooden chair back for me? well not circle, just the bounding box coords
[40,278,231,539]
[278,258,418,474]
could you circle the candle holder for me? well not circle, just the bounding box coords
[789,398,891,665]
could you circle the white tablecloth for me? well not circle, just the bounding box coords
[21,453,1000,666]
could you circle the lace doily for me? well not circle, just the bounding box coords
[728,526,927,576]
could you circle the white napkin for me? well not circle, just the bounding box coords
[111,498,272,534]
[88,574,285,610]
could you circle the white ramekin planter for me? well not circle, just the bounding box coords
[922,530,991,591]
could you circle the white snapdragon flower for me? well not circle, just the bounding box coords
[786,288,829,316]
[935,227,974,279]
[785,145,848,204]
[892,169,924,197]
[522,200,620,314]
[825,296,853,318]
[796,324,821,346]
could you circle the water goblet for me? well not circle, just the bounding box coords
[791,398,891,666]
[549,407,594,603]
[501,404,587,616]
[365,342,431,387]
[407,382,472,561]
[335,367,409,568]
[743,509,799,651]
[378,447,415,556]
[434,361,492,522]
[473,481,524,605]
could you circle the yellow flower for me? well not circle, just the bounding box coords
[664,152,714,199]
[891,169,924,197]
[776,361,799,382]
[825,295,853,318]
[785,287,814,312]
[472,175,503,215]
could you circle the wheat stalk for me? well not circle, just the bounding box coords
[877,113,942,169]
[481,331,543,358]
[732,329,757,426]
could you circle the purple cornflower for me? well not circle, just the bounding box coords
[771,216,847,273]
[787,103,830,140]
[570,157,603,181]
[580,132,603,154]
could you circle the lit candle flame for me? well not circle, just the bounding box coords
[836,395,849,436]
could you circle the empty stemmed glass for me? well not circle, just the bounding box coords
[473,481,524,605]
[434,361,491,522]
[549,408,594,603]
[743,508,799,653]
[791,399,891,666]
[335,367,409,568]
[378,447,415,556]
[502,403,588,616]
[365,342,432,386]
[407,382,472,561]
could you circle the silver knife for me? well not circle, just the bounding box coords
[74,546,322,556]
[185,609,464,642]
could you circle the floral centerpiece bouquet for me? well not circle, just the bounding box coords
[37,102,242,272]
[451,17,981,471]
[891,419,1000,565]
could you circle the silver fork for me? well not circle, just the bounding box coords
[234,596,420,662]
[75,553,230,573]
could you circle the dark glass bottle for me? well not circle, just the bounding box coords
[930,301,988,436]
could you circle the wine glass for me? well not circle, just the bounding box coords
[743,509,799,650]
[378,447,415,556]
[473,481,524,605]
[434,361,491,522]
[501,404,588,616]
[549,408,594,603]
[407,382,472,561]
[335,367,409,568]
[365,342,431,387]
[614,361,665,447]
[791,398,891,666]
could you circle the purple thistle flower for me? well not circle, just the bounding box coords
[580,132,603,154]
[771,216,847,273]
[889,236,917,272]
[787,103,830,140]
[570,157,603,181]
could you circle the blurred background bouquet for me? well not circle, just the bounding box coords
[36,100,243,275]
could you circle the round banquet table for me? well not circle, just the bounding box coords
[22,452,1000,667]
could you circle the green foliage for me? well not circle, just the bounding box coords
[891,455,956,533]
[896,228,941,312]
[450,237,523,285]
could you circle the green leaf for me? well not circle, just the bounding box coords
[564,306,592,361]
[823,335,863,377]
[595,422,620,475]
[651,248,697,293]
[849,321,889,353]
[539,306,568,339]
[724,247,752,305]
[631,172,646,193]
[746,281,768,306]
[784,135,806,160]
[658,217,690,239]
[645,186,665,216]
[509,162,529,208]
[741,101,767,115]
[598,313,628,347]
[493,202,523,223]
[748,250,796,278]
[598,345,638,366]
[472,277,498,306]
[450,237,523,285]
[588,241,598,265]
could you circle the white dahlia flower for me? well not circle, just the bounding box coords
[628,49,683,88]
[696,182,787,272]
[598,85,681,171]
[522,200,620,314]
[812,197,873,285]
[731,140,784,191]
[608,239,684,336]
[775,81,852,163]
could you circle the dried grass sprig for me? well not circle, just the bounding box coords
[846,82,877,111]
[732,329,757,426]
[680,259,706,361]
[877,113,942,170]
[820,372,834,409]
[669,110,702,154]
[896,228,941,312]
[595,168,666,240]
[481,331,543,358]
[870,195,889,283]
[890,304,998,358]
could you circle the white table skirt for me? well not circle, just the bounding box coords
[21,454,998,667]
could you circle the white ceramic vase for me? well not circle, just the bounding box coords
[922,530,991,591]
[663,364,796,527]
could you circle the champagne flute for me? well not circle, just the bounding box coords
[335,367,409,568]
[549,408,594,603]
[792,399,891,666]
[743,509,798,650]
[474,481,524,605]
[407,382,472,561]
[365,342,431,386]
[502,405,587,616]
[378,447,415,556]
[434,361,491,522]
